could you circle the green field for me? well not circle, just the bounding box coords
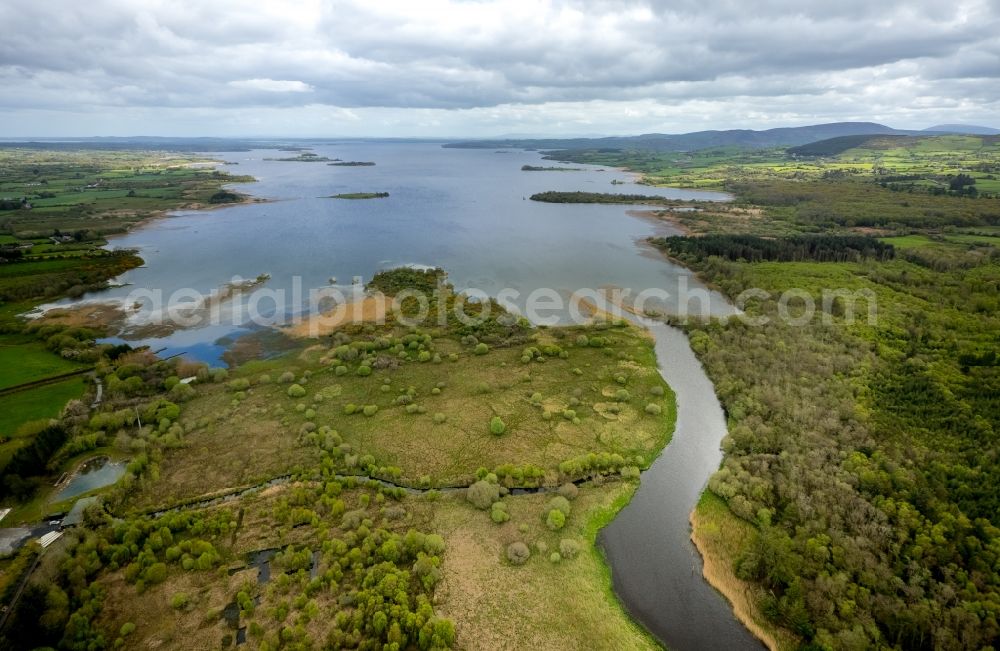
[0,335,85,390]
[0,376,86,438]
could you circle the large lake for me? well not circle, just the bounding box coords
[59,142,734,360]
[59,142,760,649]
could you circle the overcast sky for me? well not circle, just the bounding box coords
[1,0,997,137]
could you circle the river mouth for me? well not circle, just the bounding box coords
[49,142,754,649]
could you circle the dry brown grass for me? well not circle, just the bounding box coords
[284,295,390,338]
[428,486,659,651]
[690,492,798,651]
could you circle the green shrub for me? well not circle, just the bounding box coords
[550,552,562,563]
[344,403,357,415]
[433,412,447,424]
[362,404,379,417]
[334,365,348,376]
[547,495,572,517]
[650,385,665,396]
[506,541,530,565]
[356,365,372,377]
[418,351,432,362]
[562,409,576,420]
[143,562,168,584]
[474,343,489,355]
[228,378,250,392]
[120,622,136,637]
[170,593,190,609]
[614,389,630,402]
[644,403,662,415]
[546,509,566,530]
[489,416,506,435]
[466,480,500,510]
[490,502,510,523]
[278,371,296,383]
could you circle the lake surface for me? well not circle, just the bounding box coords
[57,142,758,649]
[57,142,734,361]
[52,457,127,502]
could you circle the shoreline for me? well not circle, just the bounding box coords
[689,501,789,651]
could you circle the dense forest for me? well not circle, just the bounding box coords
[652,228,1000,649]
[652,234,895,263]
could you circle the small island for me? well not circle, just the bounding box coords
[264,152,335,162]
[328,161,376,166]
[328,192,390,199]
[521,164,583,171]
[530,190,669,203]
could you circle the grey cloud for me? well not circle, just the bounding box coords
[0,0,997,135]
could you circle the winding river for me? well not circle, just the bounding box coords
[55,142,759,649]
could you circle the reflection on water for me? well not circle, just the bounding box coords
[53,457,127,502]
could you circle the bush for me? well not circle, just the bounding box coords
[550,552,562,563]
[506,541,530,565]
[558,482,579,500]
[334,365,348,376]
[546,509,566,530]
[287,384,306,398]
[228,378,250,392]
[433,412,447,424]
[356,365,372,377]
[559,538,581,559]
[170,593,190,609]
[490,502,510,523]
[466,480,500,510]
[547,495,572,517]
[362,404,379,417]
[474,343,489,355]
[489,416,506,435]
[650,385,665,396]
[120,622,136,637]
[614,389,630,402]
[143,562,168,584]
[644,403,662,415]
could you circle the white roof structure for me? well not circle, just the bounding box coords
[38,531,63,548]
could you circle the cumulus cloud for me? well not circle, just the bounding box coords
[0,0,997,135]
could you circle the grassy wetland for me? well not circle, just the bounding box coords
[0,266,675,650]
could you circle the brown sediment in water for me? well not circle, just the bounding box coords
[689,508,782,651]
[31,275,272,340]
[34,302,129,331]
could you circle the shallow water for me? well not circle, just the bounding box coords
[53,457,127,502]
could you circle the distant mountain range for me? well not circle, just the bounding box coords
[923,124,1000,135]
[445,121,1000,152]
